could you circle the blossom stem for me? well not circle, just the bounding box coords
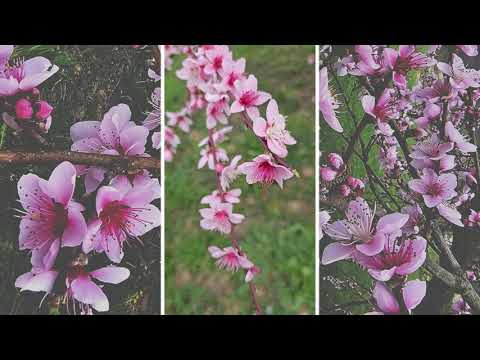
[0,150,160,171]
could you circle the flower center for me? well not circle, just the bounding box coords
[239,90,258,107]
[214,210,229,221]
[257,161,276,184]
[426,181,443,197]
[52,202,69,237]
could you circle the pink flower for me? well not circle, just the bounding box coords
[230,75,271,119]
[415,103,441,129]
[410,134,453,161]
[204,45,232,77]
[35,100,53,120]
[409,168,457,208]
[205,93,230,129]
[200,203,244,234]
[322,198,409,264]
[413,79,455,103]
[208,246,253,272]
[368,280,426,315]
[198,147,229,170]
[361,89,398,136]
[70,104,149,193]
[17,162,87,271]
[220,57,246,90]
[401,205,423,235]
[437,54,480,89]
[166,110,192,133]
[65,265,130,313]
[252,99,296,158]
[445,121,477,153]
[320,167,337,182]
[237,154,294,189]
[0,52,59,96]
[319,67,342,133]
[355,236,427,281]
[327,153,344,170]
[15,98,33,119]
[457,45,478,57]
[245,265,261,283]
[384,45,435,88]
[201,189,241,205]
[220,155,241,191]
[82,177,161,263]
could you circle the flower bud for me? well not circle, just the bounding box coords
[320,167,337,182]
[15,99,33,120]
[339,184,351,197]
[35,101,53,120]
[327,153,343,170]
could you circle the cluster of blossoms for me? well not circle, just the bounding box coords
[320,152,365,198]
[0,45,57,135]
[167,45,297,313]
[13,46,161,314]
[320,45,480,314]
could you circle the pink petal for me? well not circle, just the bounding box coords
[402,280,426,312]
[96,186,122,215]
[252,117,267,137]
[19,270,59,293]
[120,125,149,155]
[90,266,130,284]
[62,208,87,247]
[373,282,400,314]
[356,232,385,256]
[46,161,76,206]
[321,242,355,265]
[71,277,109,312]
[70,121,101,142]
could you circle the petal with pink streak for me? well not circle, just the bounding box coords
[128,204,161,237]
[252,117,267,137]
[96,186,122,215]
[62,208,87,247]
[90,266,130,284]
[403,280,426,312]
[20,270,59,293]
[356,232,385,256]
[46,161,76,206]
[373,282,400,314]
[321,242,355,265]
[396,237,427,276]
[120,125,149,155]
[71,277,109,312]
[70,121,101,142]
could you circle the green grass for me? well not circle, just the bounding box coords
[165,45,316,314]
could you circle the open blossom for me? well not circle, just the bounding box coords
[355,236,427,281]
[322,198,409,264]
[65,265,130,313]
[367,280,426,315]
[253,99,296,158]
[230,74,271,119]
[221,57,246,90]
[17,161,87,271]
[166,110,192,133]
[198,147,229,170]
[205,93,230,129]
[220,155,241,191]
[208,246,253,272]
[415,103,441,129]
[384,45,435,88]
[237,154,293,189]
[204,45,232,77]
[0,47,59,96]
[445,121,477,153]
[201,189,241,205]
[70,104,149,193]
[361,88,398,136]
[82,177,161,263]
[409,168,457,208]
[348,45,389,77]
[319,67,342,133]
[437,54,480,89]
[410,134,453,161]
[200,202,244,234]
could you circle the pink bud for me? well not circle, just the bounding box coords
[347,176,365,190]
[327,153,344,170]
[15,99,33,120]
[466,271,477,281]
[320,167,337,182]
[339,184,351,197]
[35,101,53,120]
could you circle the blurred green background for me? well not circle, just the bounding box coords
[0,45,160,314]
[165,45,315,315]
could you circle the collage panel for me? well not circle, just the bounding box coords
[0,45,161,315]
[319,45,480,315]
[165,45,316,315]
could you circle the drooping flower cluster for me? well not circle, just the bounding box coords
[167,45,297,313]
[14,46,161,314]
[321,45,480,315]
[0,45,57,135]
